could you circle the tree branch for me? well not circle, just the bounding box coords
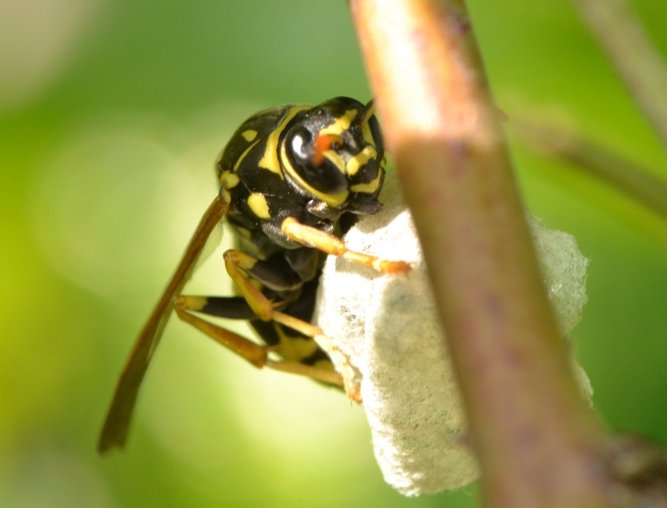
[347,0,667,506]
[515,116,667,222]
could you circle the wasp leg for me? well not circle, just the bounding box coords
[280,217,411,273]
[177,294,321,361]
[176,295,257,320]
[173,298,344,388]
[179,295,316,366]
[174,297,267,367]
[271,310,362,402]
[223,249,304,321]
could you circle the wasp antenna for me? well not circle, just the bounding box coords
[361,100,376,121]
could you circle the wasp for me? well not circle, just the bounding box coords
[98,97,409,453]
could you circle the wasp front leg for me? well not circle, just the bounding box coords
[281,217,411,274]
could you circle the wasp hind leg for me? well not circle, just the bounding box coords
[178,248,361,399]
[174,295,346,389]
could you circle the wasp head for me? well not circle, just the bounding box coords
[281,97,385,215]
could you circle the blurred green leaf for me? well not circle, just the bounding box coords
[1,0,666,506]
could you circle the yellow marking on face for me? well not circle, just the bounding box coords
[345,145,377,176]
[318,109,358,137]
[359,103,377,146]
[350,171,383,194]
[241,129,257,142]
[220,170,240,189]
[323,150,346,174]
[258,105,309,175]
[361,122,374,148]
[279,141,349,207]
[233,139,260,171]
[247,192,271,219]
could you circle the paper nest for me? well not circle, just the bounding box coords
[313,173,592,496]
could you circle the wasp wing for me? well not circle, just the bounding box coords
[98,193,229,453]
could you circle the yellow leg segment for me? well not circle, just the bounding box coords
[223,249,275,320]
[175,297,267,367]
[267,360,343,387]
[174,297,344,388]
[280,217,411,273]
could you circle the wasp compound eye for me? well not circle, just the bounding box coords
[289,127,311,161]
[285,126,348,196]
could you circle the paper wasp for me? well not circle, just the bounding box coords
[98,97,409,453]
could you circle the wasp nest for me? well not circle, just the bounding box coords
[314,171,592,496]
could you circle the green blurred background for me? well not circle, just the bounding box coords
[1,1,666,506]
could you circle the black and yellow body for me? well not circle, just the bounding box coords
[211,98,385,365]
[98,97,407,454]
